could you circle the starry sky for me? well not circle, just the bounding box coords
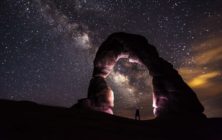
[0,0,222,120]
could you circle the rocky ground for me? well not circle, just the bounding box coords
[0,99,221,140]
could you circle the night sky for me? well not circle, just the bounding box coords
[1,0,222,120]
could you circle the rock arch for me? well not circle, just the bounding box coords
[75,32,205,118]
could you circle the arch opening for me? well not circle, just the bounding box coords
[107,59,154,119]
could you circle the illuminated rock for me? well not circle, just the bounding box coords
[74,77,114,114]
[76,32,205,118]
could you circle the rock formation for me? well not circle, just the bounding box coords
[75,32,205,118]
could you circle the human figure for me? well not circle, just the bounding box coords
[135,109,140,120]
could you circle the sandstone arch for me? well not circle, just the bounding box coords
[76,32,205,118]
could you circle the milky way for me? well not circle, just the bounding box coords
[0,0,222,119]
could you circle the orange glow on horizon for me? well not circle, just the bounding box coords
[188,71,220,88]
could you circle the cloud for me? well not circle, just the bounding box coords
[179,36,222,117]
[192,37,222,65]
[188,71,220,88]
[179,36,222,97]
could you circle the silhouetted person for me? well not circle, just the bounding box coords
[135,109,140,120]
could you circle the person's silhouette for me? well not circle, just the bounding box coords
[135,109,140,120]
